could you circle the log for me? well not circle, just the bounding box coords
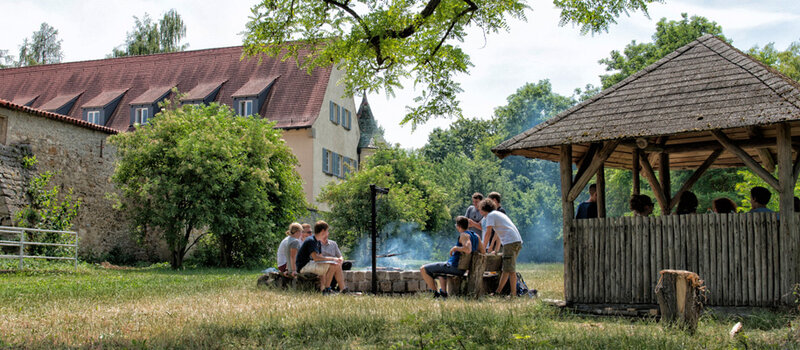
[655,269,706,333]
[467,253,487,298]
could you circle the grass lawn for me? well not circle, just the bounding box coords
[0,262,797,349]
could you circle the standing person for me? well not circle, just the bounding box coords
[296,221,346,294]
[420,216,480,298]
[465,192,485,252]
[488,192,506,214]
[575,184,598,219]
[479,199,523,296]
[749,186,773,213]
[276,222,303,276]
[630,195,654,216]
[675,191,698,215]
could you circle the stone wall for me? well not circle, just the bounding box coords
[343,270,427,293]
[0,105,162,261]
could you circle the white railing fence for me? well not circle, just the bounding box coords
[0,226,78,269]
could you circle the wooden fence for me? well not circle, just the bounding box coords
[566,212,798,306]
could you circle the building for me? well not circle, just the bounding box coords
[0,46,369,210]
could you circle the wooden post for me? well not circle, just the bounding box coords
[660,152,671,215]
[467,253,487,298]
[655,269,705,333]
[633,148,641,195]
[640,155,669,213]
[561,145,574,302]
[777,123,797,304]
[597,163,606,218]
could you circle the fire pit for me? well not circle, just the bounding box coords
[343,269,427,293]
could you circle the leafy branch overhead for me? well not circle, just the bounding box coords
[243,0,660,126]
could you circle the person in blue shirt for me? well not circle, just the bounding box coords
[296,220,346,294]
[749,186,773,213]
[575,184,598,219]
[420,216,480,298]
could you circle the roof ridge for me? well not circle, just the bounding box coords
[697,35,800,110]
[494,36,703,152]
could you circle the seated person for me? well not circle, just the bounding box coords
[296,220,346,294]
[301,223,313,240]
[320,231,350,290]
[630,195,654,216]
[420,216,480,298]
[712,197,738,214]
[675,191,698,215]
[750,186,773,213]
[575,184,598,219]
[276,222,303,276]
[479,199,524,296]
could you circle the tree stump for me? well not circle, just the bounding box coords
[466,253,487,298]
[655,269,706,333]
[446,275,465,296]
[256,272,293,289]
[293,272,322,292]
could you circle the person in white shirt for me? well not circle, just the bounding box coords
[479,198,523,296]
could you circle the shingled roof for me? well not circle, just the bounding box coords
[0,46,333,131]
[493,35,800,169]
[0,99,118,134]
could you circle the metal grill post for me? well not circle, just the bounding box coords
[370,184,389,294]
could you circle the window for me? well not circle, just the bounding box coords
[322,148,329,174]
[238,100,253,116]
[330,102,339,124]
[332,152,341,177]
[86,110,100,124]
[343,109,352,130]
[135,107,149,124]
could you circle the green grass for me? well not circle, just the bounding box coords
[0,262,797,349]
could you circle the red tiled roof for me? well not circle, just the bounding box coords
[0,46,334,131]
[39,92,83,111]
[83,89,127,108]
[0,98,118,134]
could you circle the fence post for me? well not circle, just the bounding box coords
[74,232,79,269]
[19,230,25,270]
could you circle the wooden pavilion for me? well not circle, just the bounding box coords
[493,35,800,307]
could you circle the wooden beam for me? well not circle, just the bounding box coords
[668,149,723,210]
[560,145,574,302]
[660,152,671,210]
[597,164,606,218]
[567,140,620,202]
[776,123,797,304]
[632,148,641,195]
[621,136,800,155]
[640,154,669,214]
[574,143,601,185]
[748,126,776,173]
[711,130,780,190]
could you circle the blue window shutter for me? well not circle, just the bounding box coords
[330,102,335,122]
[347,110,352,129]
[322,148,329,173]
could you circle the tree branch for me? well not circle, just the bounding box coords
[427,0,478,62]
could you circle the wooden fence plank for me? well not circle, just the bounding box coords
[626,217,633,303]
[765,213,773,306]
[679,214,687,270]
[753,213,762,305]
[733,213,742,306]
[578,220,585,302]
[709,214,718,305]
[650,216,658,303]
[591,219,598,304]
[615,218,622,303]
[721,213,730,305]
[688,214,697,275]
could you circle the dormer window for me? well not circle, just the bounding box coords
[86,110,100,124]
[238,100,254,116]
[134,107,149,124]
[181,81,225,106]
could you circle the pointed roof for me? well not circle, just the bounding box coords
[0,46,333,131]
[356,95,385,149]
[493,35,800,167]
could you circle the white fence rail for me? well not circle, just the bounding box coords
[0,226,78,269]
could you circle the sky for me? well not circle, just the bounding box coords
[1,0,799,149]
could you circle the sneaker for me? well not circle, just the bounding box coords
[531,289,538,298]
[440,291,448,299]
[322,288,332,295]
[339,287,350,294]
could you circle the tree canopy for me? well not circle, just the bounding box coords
[748,40,800,82]
[17,22,63,67]
[110,96,306,268]
[243,0,660,127]
[111,9,188,57]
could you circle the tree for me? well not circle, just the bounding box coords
[598,13,725,88]
[748,41,800,82]
[318,146,449,251]
[112,9,188,57]
[0,50,13,68]
[17,23,63,67]
[110,96,306,269]
[243,0,660,127]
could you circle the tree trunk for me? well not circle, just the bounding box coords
[467,253,487,298]
[655,269,705,333]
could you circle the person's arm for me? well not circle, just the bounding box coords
[311,251,340,263]
[289,247,298,275]
[490,233,501,253]
[485,226,496,253]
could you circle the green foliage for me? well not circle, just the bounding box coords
[318,146,449,250]
[109,97,306,269]
[494,79,576,138]
[20,155,37,169]
[748,40,800,82]
[733,167,800,212]
[0,49,13,68]
[599,13,726,88]
[111,9,188,57]
[243,0,658,126]
[16,22,63,67]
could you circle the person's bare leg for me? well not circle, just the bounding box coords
[509,271,518,296]
[322,267,335,290]
[438,277,447,293]
[495,272,510,294]
[333,264,346,290]
[420,267,436,290]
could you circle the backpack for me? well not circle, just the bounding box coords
[516,272,529,296]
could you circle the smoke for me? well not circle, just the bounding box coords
[351,221,456,269]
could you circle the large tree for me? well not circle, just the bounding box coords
[244,0,660,127]
[17,23,63,67]
[112,9,188,57]
[110,97,306,269]
[748,40,800,82]
[598,13,724,88]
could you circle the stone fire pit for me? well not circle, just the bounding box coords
[344,270,426,293]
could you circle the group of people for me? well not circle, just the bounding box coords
[276,220,347,295]
[421,192,525,298]
[574,184,800,218]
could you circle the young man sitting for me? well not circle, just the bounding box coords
[479,198,524,296]
[420,216,481,298]
[295,220,346,294]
